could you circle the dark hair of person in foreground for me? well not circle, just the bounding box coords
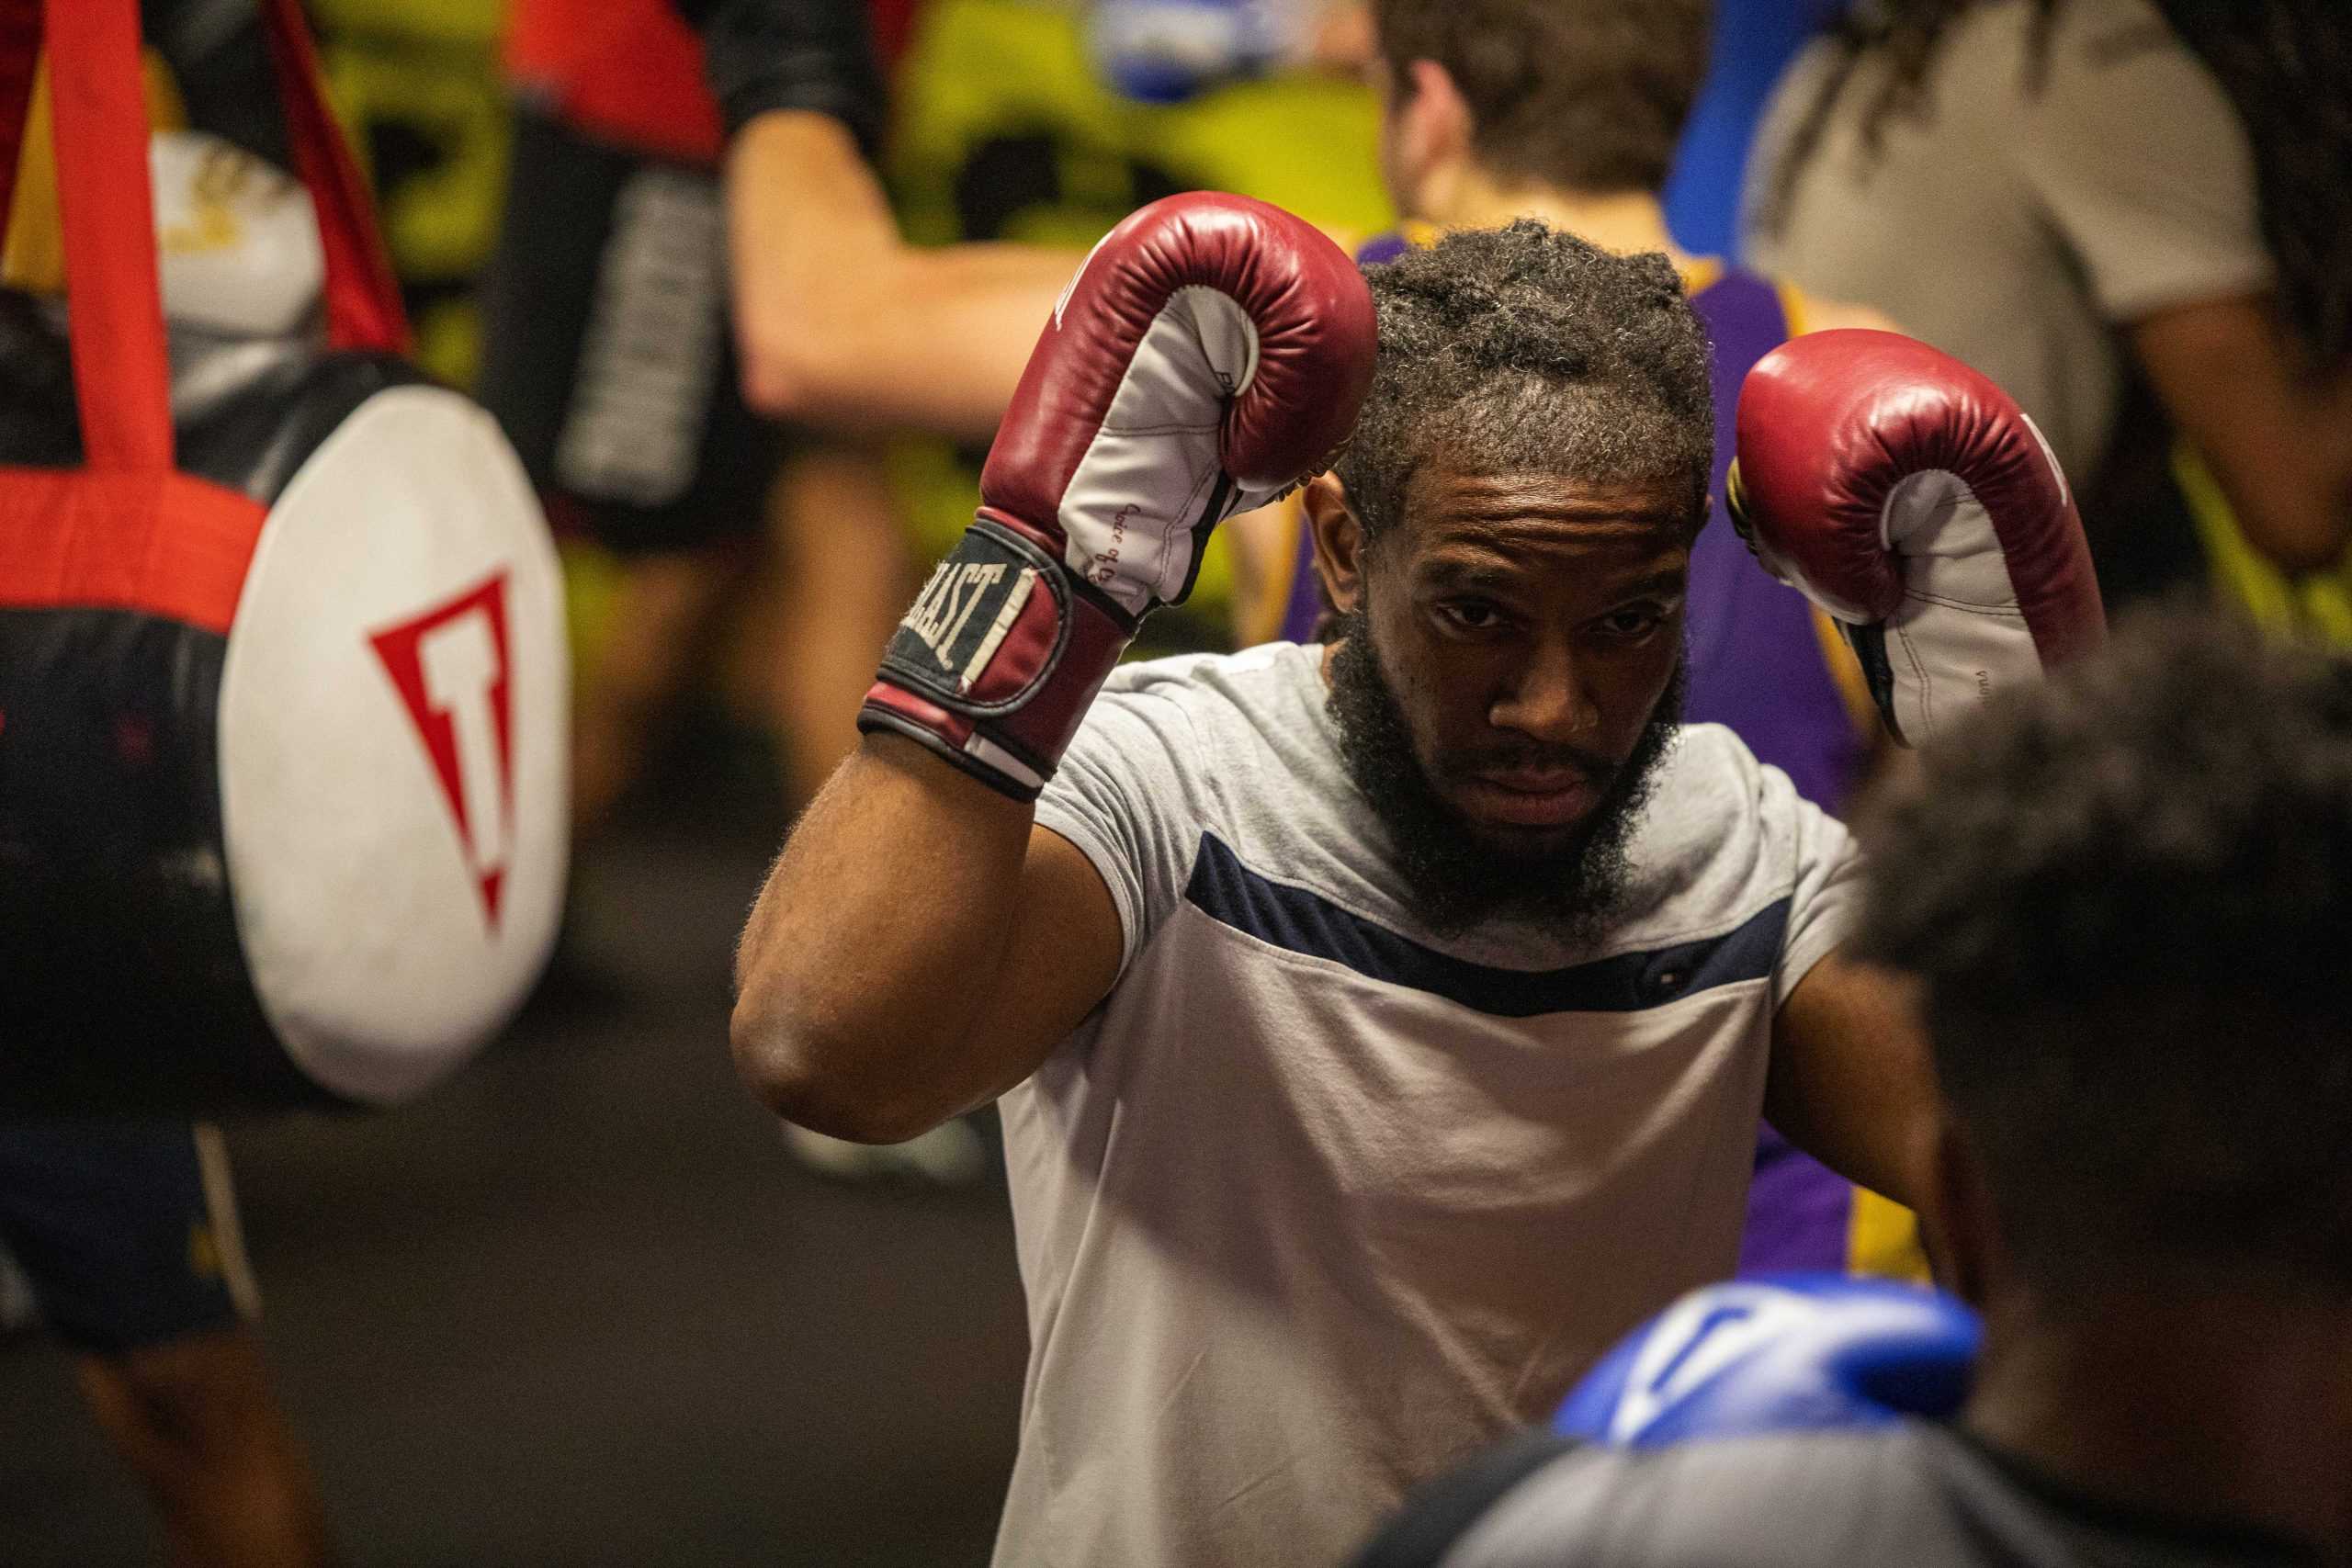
[1853,603,2352,1298]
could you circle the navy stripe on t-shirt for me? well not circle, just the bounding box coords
[1182,832,1788,1017]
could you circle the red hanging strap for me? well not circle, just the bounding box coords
[29,0,410,473]
[45,0,171,472]
[0,0,263,633]
[260,0,410,355]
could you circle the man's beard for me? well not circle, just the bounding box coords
[1325,607,1685,941]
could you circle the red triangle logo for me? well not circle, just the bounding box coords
[368,573,516,929]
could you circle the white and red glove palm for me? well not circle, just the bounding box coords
[1728,329,2106,746]
[860,192,1375,798]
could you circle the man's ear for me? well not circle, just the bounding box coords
[1380,58,1474,219]
[1302,472,1370,618]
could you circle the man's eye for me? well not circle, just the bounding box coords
[1438,600,1505,632]
[1598,606,1666,640]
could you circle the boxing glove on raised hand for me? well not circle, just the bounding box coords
[1553,1274,1981,1449]
[1727,330,2105,747]
[859,191,1375,799]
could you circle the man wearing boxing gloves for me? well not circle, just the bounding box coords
[1356,604,2352,1567]
[731,200,2099,1565]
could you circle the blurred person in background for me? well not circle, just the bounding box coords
[481,0,904,848]
[480,0,995,1181]
[0,1123,334,1567]
[1355,604,2352,1568]
[1291,0,1852,260]
[1746,0,2352,608]
[1258,0,1927,1282]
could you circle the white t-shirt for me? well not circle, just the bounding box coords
[1745,0,2271,487]
[1005,643,1861,1568]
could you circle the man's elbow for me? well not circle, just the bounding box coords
[736,333,828,424]
[733,291,888,426]
[728,996,950,1145]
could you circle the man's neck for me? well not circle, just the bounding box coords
[1416,168,1696,272]
[1962,1284,2352,1551]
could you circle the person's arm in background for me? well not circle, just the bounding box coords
[673,0,1079,444]
[719,113,1080,442]
[2018,11,2351,575]
[2129,299,2352,575]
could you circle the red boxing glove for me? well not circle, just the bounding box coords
[1727,330,2105,747]
[860,192,1375,798]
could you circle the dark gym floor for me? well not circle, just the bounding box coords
[0,739,1032,1566]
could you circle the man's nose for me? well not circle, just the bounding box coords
[1489,637,1598,745]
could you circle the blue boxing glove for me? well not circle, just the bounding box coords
[1553,1273,1981,1448]
[1353,1278,1980,1568]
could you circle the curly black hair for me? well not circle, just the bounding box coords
[1372,0,1713,197]
[1759,0,2352,374]
[1332,220,1714,548]
[1855,604,2352,1292]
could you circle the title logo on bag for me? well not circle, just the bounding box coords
[370,574,517,930]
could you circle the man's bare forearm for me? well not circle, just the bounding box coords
[1768,954,1940,1215]
[731,733,1036,1136]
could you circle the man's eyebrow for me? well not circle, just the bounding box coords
[1417,557,1520,590]
[1608,570,1688,602]
[1415,561,1690,600]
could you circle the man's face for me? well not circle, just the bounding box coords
[1325,466,1694,933]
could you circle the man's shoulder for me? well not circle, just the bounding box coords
[1097,642,1322,729]
[1647,724,1791,829]
[1616,724,1845,938]
[1053,642,1329,815]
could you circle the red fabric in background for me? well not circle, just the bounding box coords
[867,0,920,68]
[502,0,917,166]
[503,0,723,165]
